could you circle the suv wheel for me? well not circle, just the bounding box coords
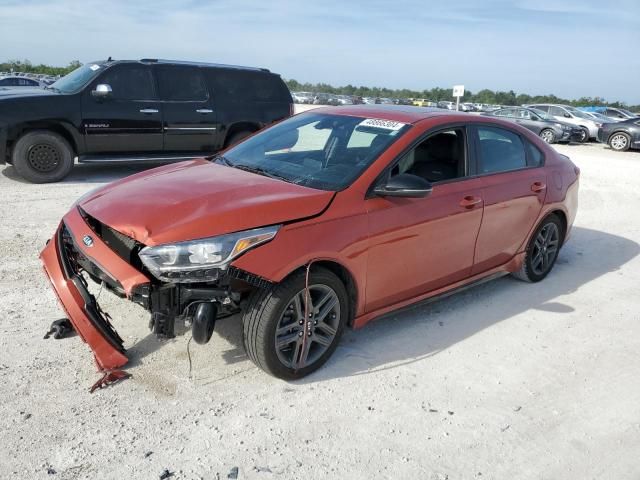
[609,132,630,151]
[242,267,348,380]
[512,214,563,283]
[12,130,74,183]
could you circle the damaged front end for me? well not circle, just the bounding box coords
[40,206,274,373]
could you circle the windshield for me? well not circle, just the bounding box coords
[49,63,105,93]
[618,108,635,117]
[220,112,411,191]
[565,107,591,120]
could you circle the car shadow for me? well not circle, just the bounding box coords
[210,226,639,383]
[1,161,177,185]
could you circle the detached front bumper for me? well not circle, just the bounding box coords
[40,207,150,370]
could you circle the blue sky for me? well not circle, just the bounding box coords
[1,0,639,103]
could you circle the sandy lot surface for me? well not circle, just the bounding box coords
[0,138,639,479]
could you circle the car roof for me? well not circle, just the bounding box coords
[308,104,469,124]
[92,58,270,73]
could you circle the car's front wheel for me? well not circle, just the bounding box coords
[539,128,556,144]
[579,127,590,143]
[512,214,563,283]
[242,267,347,380]
[609,132,631,151]
[12,130,74,183]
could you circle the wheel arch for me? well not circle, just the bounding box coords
[282,259,359,328]
[224,121,262,147]
[9,121,80,160]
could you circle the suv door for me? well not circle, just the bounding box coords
[470,125,546,274]
[155,66,219,153]
[365,127,485,312]
[81,63,163,154]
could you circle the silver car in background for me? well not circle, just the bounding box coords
[527,104,601,142]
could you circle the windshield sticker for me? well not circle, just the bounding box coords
[89,64,100,71]
[357,118,406,132]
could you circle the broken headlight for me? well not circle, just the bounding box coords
[139,225,280,283]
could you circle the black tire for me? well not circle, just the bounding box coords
[12,130,74,183]
[512,214,563,283]
[242,267,348,380]
[579,127,590,143]
[225,130,253,148]
[539,128,556,144]
[608,132,631,151]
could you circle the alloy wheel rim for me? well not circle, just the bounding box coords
[531,223,560,276]
[541,130,554,143]
[27,143,61,173]
[275,284,340,369]
[611,134,628,150]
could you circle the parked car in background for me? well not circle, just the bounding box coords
[362,97,379,104]
[313,93,340,106]
[40,104,579,380]
[597,118,640,151]
[0,75,45,88]
[527,104,601,142]
[583,111,621,123]
[484,107,581,143]
[0,59,292,183]
[378,97,394,105]
[412,98,436,107]
[336,95,354,105]
[291,91,314,104]
[437,101,455,110]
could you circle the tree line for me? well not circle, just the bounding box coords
[2,60,636,110]
[286,79,639,111]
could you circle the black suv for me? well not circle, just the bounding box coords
[0,59,293,183]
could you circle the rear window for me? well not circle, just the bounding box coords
[207,69,291,103]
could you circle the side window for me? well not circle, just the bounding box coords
[549,106,567,117]
[526,141,544,167]
[533,105,549,113]
[207,69,290,103]
[516,109,531,119]
[97,65,155,100]
[477,126,527,174]
[391,129,466,183]
[157,67,208,101]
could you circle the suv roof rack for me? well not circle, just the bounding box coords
[137,58,269,72]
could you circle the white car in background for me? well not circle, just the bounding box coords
[526,104,601,142]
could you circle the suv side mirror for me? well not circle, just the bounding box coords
[91,84,112,99]
[373,174,433,198]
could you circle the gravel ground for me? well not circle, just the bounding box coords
[0,140,639,480]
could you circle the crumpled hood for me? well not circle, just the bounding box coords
[79,159,334,246]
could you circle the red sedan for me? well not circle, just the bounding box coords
[41,105,579,381]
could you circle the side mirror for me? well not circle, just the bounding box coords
[373,174,433,198]
[563,113,571,118]
[91,84,112,99]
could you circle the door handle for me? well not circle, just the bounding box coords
[531,181,547,192]
[139,108,159,114]
[196,109,213,114]
[459,195,482,208]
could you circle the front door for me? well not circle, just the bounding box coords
[155,66,219,153]
[365,127,484,312]
[471,125,546,274]
[81,63,163,154]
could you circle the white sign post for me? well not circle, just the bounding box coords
[453,85,465,111]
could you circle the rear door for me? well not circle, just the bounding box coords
[470,125,547,274]
[81,63,163,153]
[155,66,220,153]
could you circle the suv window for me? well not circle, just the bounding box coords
[207,69,290,103]
[97,65,155,100]
[157,67,208,101]
[477,126,527,174]
[391,129,466,183]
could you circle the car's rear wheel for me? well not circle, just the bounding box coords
[579,127,590,143]
[539,129,556,144]
[242,267,347,380]
[609,132,630,151]
[12,130,74,183]
[512,214,563,283]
